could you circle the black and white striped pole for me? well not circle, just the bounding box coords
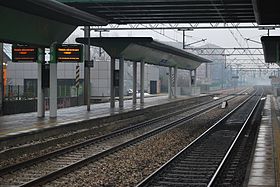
[75,64,80,105]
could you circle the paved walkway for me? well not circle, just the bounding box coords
[248,95,276,187]
[0,87,243,139]
[271,95,280,186]
[0,95,191,138]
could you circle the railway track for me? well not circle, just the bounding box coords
[0,88,248,154]
[0,90,250,186]
[136,89,263,187]
[0,95,212,150]
[0,94,219,168]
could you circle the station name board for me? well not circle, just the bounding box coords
[56,44,83,63]
[12,46,37,62]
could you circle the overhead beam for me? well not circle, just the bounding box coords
[92,24,280,31]
[117,19,255,24]
[185,47,263,56]
[231,68,280,70]
[59,0,255,24]
[58,0,252,3]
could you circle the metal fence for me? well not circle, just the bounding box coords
[4,85,83,101]
[4,85,31,100]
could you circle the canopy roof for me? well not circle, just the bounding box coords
[252,0,280,25]
[76,37,211,70]
[261,36,280,64]
[0,0,107,46]
[0,0,107,26]
[58,0,255,24]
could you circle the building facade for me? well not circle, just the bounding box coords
[5,51,160,99]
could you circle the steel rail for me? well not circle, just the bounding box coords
[136,89,261,187]
[0,88,250,176]
[0,91,249,187]
[0,94,229,175]
[207,88,263,186]
[20,94,240,187]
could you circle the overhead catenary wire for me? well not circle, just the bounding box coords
[210,0,267,70]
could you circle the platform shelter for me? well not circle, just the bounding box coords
[76,37,211,108]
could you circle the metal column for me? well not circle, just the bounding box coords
[190,69,197,95]
[84,26,91,111]
[189,70,192,87]
[49,63,57,118]
[191,69,197,86]
[119,57,124,108]
[174,66,177,98]
[0,43,3,115]
[221,60,225,89]
[132,61,137,105]
[110,57,115,108]
[168,67,172,99]
[193,69,197,95]
[37,48,45,117]
[193,69,197,87]
[140,60,145,104]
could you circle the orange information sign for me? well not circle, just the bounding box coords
[12,46,37,62]
[56,44,83,62]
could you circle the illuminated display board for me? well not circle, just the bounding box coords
[56,44,83,63]
[12,46,37,62]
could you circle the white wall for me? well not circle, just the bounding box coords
[6,59,160,97]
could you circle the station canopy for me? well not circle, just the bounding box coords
[1,0,279,60]
[58,0,256,24]
[76,37,211,70]
[261,36,280,64]
[252,0,280,25]
[0,0,107,46]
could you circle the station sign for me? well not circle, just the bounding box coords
[12,46,38,62]
[232,76,239,79]
[56,44,83,63]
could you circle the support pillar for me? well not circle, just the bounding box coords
[119,57,124,108]
[132,61,137,105]
[193,69,196,86]
[84,26,91,111]
[221,62,224,89]
[174,66,177,98]
[190,69,196,86]
[37,48,45,117]
[50,63,57,118]
[205,63,208,79]
[190,69,197,96]
[168,67,172,99]
[140,60,145,104]
[110,57,115,108]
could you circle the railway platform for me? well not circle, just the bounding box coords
[0,95,193,139]
[247,95,280,187]
[0,86,242,140]
[0,89,241,140]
